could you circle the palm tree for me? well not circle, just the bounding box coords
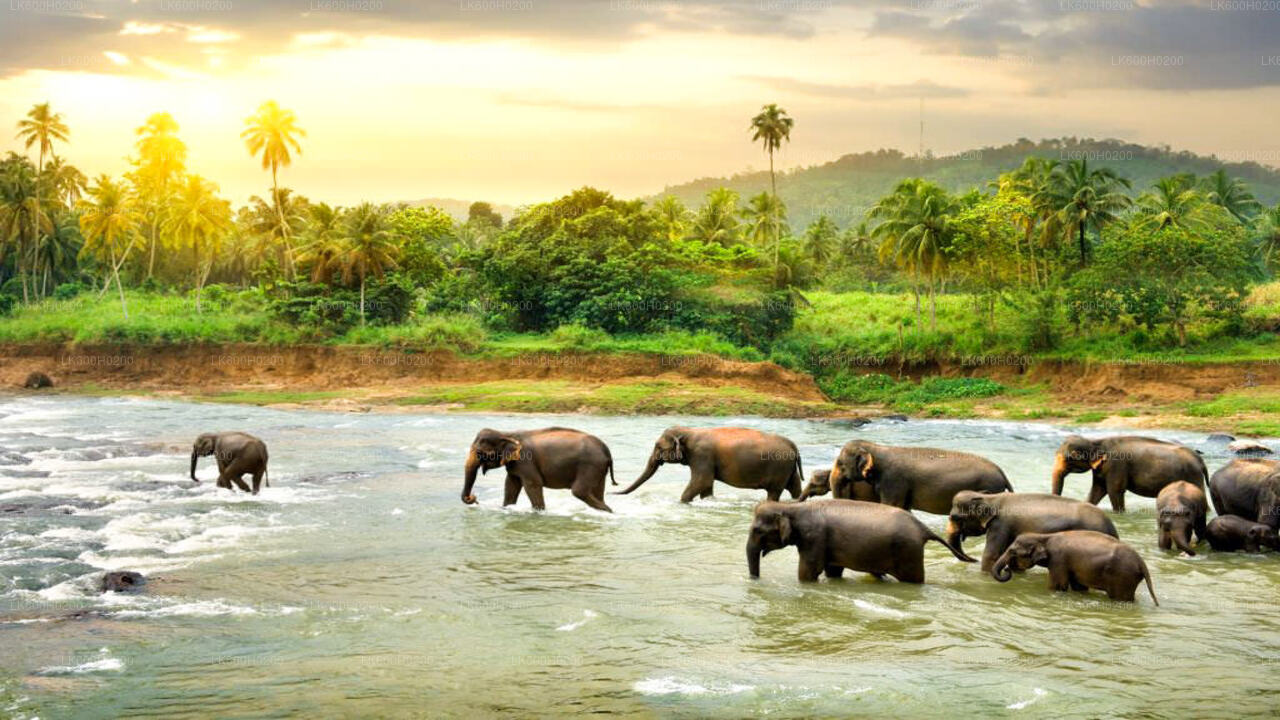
[167,175,232,312]
[749,103,794,198]
[1200,169,1261,224]
[1134,175,1214,233]
[802,214,838,266]
[741,192,789,273]
[78,175,137,318]
[0,153,51,302]
[32,212,81,296]
[868,178,958,332]
[1044,158,1131,264]
[1004,156,1061,288]
[16,103,69,174]
[341,203,399,324]
[1255,203,1280,271]
[690,188,742,247]
[297,202,347,283]
[653,195,691,243]
[242,101,305,277]
[130,112,187,279]
[837,221,874,266]
[41,155,87,210]
[244,188,308,278]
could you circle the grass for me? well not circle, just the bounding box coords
[817,372,1009,412]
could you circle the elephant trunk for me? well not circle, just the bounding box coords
[190,451,200,482]
[617,453,661,495]
[747,538,762,578]
[1172,526,1197,556]
[1050,453,1067,496]
[992,556,1013,582]
[461,449,480,505]
[945,519,965,554]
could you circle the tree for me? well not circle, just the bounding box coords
[242,101,305,277]
[78,175,137,318]
[32,211,81,296]
[297,203,346,283]
[801,214,838,266]
[341,203,399,324]
[690,188,741,247]
[0,153,51,302]
[749,103,793,198]
[130,112,187,279]
[1200,169,1261,224]
[742,191,789,278]
[244,188,308,280]
[16,103,68,174]
[1254,203,1280,272]
[652,195,691,243]
[41,155,86,210]
[1044,158,1131,264]
[1134,175,1216,234]
[868,178,958,332]
[467,201,502,228]
[167,174,232,312]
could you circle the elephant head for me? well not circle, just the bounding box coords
[797,469,830,501]
[1258,472,1280,530]
[190,433,219,482]
[947,490,999,552]
[618,427,690,495]
[991,534,1049,582]
[746,502,794,578]
[1247,523,1280,552]
[462,429,523,505]
[1051,435,1103,495]
[1159,507,1198,555]
[830,440,877,499]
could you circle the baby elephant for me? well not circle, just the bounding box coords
[797,469,876,502]
[1156,481,1208,555]
[747,499,975,583]
[992,530,1158,605]
[1205,515,1280,553]
[191,432,270,494]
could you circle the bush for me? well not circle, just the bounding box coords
[0,294,16,317]
[53,282,86,300]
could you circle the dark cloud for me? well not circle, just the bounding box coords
[747,75,970,99]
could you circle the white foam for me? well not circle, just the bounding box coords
[112,599,260,618]
[1007,688,1047,710]
[555,609,597,631]
[633,677,754,696]
[37,649,124,675]
[851,598,909,618]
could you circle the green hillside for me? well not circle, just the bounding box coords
[656,137,1280,230]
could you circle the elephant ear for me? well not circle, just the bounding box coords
[672,432,685,462]
[1029,543,1050,565]
[777,514,793,545]
[1089,453,1108,471]
[501,438,523,463]
[859,451,875,478]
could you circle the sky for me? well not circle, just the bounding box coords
[2,0,1279,207]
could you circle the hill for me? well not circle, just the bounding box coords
[402,197,518,224]
[656,137,1280,231]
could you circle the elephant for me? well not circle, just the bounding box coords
[991,530,1158,605]
[617,427,803,503]
[796,468,876,502]
[1155,481,1208,556]
[191,432,269,494]
[1208,459,1280,530]
[1050,435,1207,512]
[746,499,975,583]
[947,491,1119,573]
[826,440,1012,515]
[462,427,615,512]
[1205,515,1280,553]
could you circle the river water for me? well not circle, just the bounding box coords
[0,396,1277,718]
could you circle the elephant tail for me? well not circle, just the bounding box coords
[265,466,270,488]
[1142,563,1159,606]
[926,529,977,563]
[608,458,616,486]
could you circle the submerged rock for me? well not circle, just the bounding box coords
[23,371,53,389]
[881,414,909,422]
[1207,433,1236,443]
[1229,440,1274,457]
[100,571,146,593]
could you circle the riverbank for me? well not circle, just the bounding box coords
[1,342,1277,435]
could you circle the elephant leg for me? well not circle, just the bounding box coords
[879,485,910,510]
[679,468,715,504]
[1107,486,1126,513]
[522,479,546,510]
[502,475,522,506]
[1085,481,1106,506]
[981,524,1014,574]
[251,469,265,495]
[699,485,714,499]
[571,469,612,513]
[797,555,823,583]
[824,564,845,579]
[892,557,925,584]
[1069,577,1089,592]
[765,487,782,501]
[218,459,253,492]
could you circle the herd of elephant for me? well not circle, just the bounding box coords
[192,426,1280,606]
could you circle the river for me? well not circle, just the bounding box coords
[0,396,1277,718]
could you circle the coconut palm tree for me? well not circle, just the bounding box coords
[167,175,232,312]
[297,202,347,283]
[1200,169,1261,224]
[868,178,958,332]
[78,175,137,318]
[1004,156,1060,288]
[653,195,691,243]
[749,103,793,198]
[130,112,187,279]
[1044,158,1131,264]
[837,221,874,266]
[1255,203,1280,272]
[802,214,838,266]
[16,103,69,174]
[0,153,51,302]
[1134,175,1215,233]
[32,211,81,296]
[244,188,308,278]
[741,192,789,272]
[242,101,305,277]
[41,155,87,210]
[341,203,399,324]
[690,188,741,247]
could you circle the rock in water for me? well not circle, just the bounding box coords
[23,371,53,389]
[881,414,909,422]
[100,571,146,593]
[1228,440,1274,457]
[1206,433,1236,443]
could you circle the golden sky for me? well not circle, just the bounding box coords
[2,1,1278,206]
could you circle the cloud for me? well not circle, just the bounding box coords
[746,75,970,100]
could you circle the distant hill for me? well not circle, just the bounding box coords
[402,197,518,224]
[656,137,1280,231]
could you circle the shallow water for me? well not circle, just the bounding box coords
[1,396,1277,718]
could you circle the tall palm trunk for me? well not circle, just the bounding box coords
[271,163,295,280]
[929,279,937,333]
[359,274,366,325]
[1078,221,1087,264]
